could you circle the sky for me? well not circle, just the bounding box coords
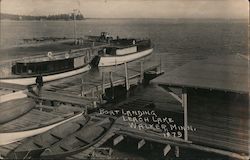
[1,0,249,19]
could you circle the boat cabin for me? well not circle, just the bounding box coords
[12,55,87,76]
[101,38,152,56]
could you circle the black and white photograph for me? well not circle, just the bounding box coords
[0,0,249,159]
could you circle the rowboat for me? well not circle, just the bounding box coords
[0,98,35,124]
[0,105,84,146]
[40,117,114,158]
[7,115,90,159]
[0,41,96,85]
[89,33,153,67]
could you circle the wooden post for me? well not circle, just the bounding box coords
[163,145,171,156]
[93,101,97,108]
[92,89,97,108]
[140,61,144,83]
[124,62,130,91]
[96,85,102,104]
[175,146,180,157]
[109,72,114,100]
[138,139,146,150]
[81,78,84,97]
[102,72,105,95]
[84,105,87,115]
[113,135,124,146]
[182,88,188,141]
[73,9,77,44]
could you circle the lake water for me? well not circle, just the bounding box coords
[0,19,248,72]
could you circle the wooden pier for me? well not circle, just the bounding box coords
[35,58,163,110]
[65,113,249,160]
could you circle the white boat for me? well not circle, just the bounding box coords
[0,41,94,85]
[98,48,153,67]
[0,65,91,85]
[0,111,83,146]
[89,33,153,67]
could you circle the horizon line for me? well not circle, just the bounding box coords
[1,12,248,20]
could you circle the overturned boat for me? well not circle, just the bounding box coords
[40,117,114,159]
[0,98,35,124]
[7,114,90,159]
[90,33,153,67]
[0,102,84,146]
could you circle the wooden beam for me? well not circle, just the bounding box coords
[116,130,249,160]
[137,139,146,150]
[140,61,144,83]
[109,72,114,100]
[124,62,130,91]
[113,135,124,146]
[175,146,180,157]
[81,78,84,97]
[156,85,182,104]
[182,88,188,141]
[102,72,105,94]
[163,145,171,156]
[167,87,182,104]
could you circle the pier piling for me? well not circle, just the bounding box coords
[124,62,130,91]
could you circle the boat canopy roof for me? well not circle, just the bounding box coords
[0,40,94,63]
[107,38,151,49]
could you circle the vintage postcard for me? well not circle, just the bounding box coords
[0,0,249,159]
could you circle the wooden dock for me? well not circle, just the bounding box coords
[34,57,163,110]
[66,114,249,160]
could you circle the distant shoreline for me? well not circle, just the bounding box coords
[0,18,247,22]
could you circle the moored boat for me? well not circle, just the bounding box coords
[0,41,99,85]
[7,114,90,159]
[40,117,114,158]
[90,33,153,67]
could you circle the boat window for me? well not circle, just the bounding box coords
[27,64,35,74]
[22,65,27,73]
[106,48,116,55]
[12,58,74,75]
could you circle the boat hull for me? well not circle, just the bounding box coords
[0,113,83,146]
[0,65,91,85]
[40,118,114,159]
[7,115,90,159]
[98,48,153,67]
[0,98,35,124]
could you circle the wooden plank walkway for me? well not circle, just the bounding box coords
[41,59,162,107]
[27,90,94,107]
[66,114,249,160]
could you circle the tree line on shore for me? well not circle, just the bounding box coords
[0,13,84,20]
